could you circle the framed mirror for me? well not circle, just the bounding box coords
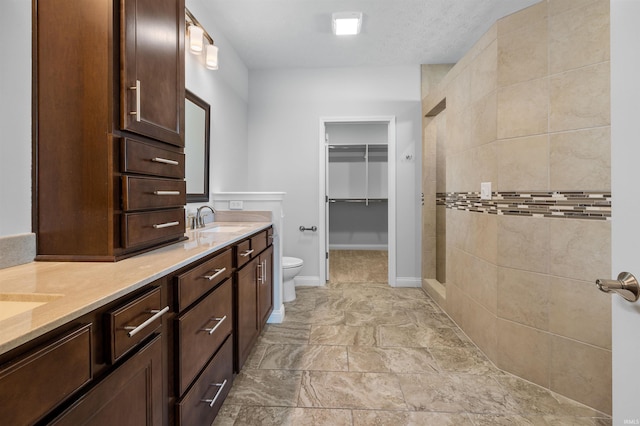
[185,89,211,202]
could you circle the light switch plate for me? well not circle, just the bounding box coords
[480,182,492,200]
[229,200,244,210]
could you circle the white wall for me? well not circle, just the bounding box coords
[0,0,32,237]
[185,1,250,211]
[247,66,422,282]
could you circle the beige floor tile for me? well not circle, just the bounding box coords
[379,324,466,348]
[298,371,407,410]
[347,346,439,373]
[345,309,412,327]
[495,375,601,417]
[352,410,474,425]
[231,406,352,426]
[215,255,611,424]
[259,344,348,371]
[286,308,346,326]
[398,372,516,414]
[225,369,303,407]
[309,325,378,346]
[258,322,311,345]
[430,345,500,375]
[405,309,457,328]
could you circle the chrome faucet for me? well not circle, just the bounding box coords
[195,205,216,229]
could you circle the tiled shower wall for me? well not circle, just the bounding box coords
[422,0,611,414]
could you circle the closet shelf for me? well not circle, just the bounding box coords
[328,198,388,203]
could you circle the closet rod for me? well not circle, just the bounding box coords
[328,198,387,203]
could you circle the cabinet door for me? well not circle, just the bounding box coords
[121,0,184,146]
[258,245,274,329]
[235,257,259,372]
[51,335,164,426]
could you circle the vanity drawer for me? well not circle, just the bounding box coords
[121,138,185,179]
[176,335,233,426]
[107,286,167,363]
[235,238,252,268]
[176,279,232,395]
[122,176,186,211]
[251,230,268,255]
[0,325,92,425]
[176,248,233,311]
[122,208,185,248]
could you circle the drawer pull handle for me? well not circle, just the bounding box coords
[129,79,141,122]
[240,249,254,257]
[201,315,227,335]
[201,379,228,407]
[124,306,169,338]
[203,267,227,281]
[152,221,180,229]
[151,157,179,165]
[153,190,181,196]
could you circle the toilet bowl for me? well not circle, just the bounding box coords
[282,256,303,302]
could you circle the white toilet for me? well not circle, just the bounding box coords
[282,256,303,302]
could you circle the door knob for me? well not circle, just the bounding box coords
[595,272,640,302]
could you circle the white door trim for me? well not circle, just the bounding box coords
[318,116,397,286]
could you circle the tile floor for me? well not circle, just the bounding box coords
[213,251,611,426]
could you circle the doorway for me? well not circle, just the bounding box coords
[318,116,397,286]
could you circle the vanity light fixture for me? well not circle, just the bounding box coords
[205,44,219,70]
[332,12,362,35]
[188,25,204,53]
[186,7,218,71]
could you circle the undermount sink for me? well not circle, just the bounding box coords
[0,293,63,321]
[199,225,247,234]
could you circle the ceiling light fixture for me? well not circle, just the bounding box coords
[186,8,219,71]
[332,12,362,36]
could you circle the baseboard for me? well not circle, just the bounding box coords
[267,303,285,324]
[423,278,446,308]
[394,277,421,288]
[294,275,322,286]
[328,244,388,250]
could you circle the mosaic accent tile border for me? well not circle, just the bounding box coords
[436,191,611,220]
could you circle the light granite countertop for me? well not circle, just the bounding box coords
[0,221,271,355]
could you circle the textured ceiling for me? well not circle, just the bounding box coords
[194,0,540,70]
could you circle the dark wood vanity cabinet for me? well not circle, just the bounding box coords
[50,335,165,426]
[0,227,274,424]
[121,0,184,147]
[34,0,185,261]
[172,246,235,425]
[0,279,170,425]
[234,229,274,372]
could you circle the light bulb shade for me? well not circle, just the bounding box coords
[205,44,219,70]
[189,25,204,53]
[332,12,362,35]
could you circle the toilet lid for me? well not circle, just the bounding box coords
[282,256,303,268]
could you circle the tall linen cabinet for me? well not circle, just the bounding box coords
[34,0,186,261]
